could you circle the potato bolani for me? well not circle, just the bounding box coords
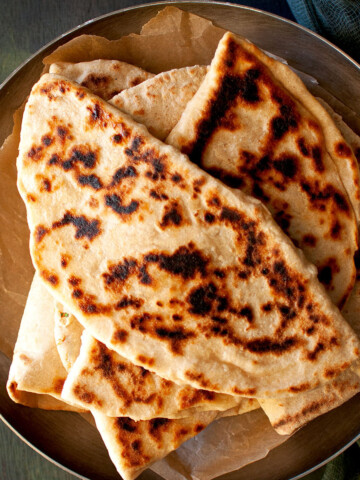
[17,73,360,398]
[167,32,360,308]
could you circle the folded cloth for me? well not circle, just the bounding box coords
[287,0,360,62]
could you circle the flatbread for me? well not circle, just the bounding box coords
[111,66,208,140]
[93,410,219,480]
[49,60,154,100]
[54,296,241,480]
[49,65,258,420]
[167,32,359,308]
[6,274,83,411]
[17,73,360,398]
[61,326,258,419]
[259,365,360,435]
[259,285,360,434]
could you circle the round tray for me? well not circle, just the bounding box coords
[1,3,360,480]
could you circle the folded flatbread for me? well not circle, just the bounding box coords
[42,69,360,433]
[17,73,360,399]
[78,61,360,433]
[49,60,154,100]
[259,276,360,434]
[46,61,290,425]
[93,410,219,480]
[7,276,222,480]
[258,116,360,434]
[6,274,83,411]
[111,65,208,140]
[167,32,360,308]
[54,296,241,480]
[59,319,258,419]
[47,65,257,420]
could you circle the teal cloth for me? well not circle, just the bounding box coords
[303,441,360,480]
[287,0,360,62]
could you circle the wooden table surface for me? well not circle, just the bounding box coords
[0,1,350,479]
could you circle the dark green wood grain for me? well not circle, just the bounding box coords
[0,420,77,480]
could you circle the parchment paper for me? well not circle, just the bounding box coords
[1,6,358,480]
[42,7,225,73]
[0,105,33,358]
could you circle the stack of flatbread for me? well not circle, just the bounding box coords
[6,17,360,480]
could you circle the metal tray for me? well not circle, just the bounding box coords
[1,2,360,479]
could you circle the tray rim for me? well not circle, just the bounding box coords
[0,412,87,480]
[1,0,360,92]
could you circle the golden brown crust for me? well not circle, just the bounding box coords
[93,410,219,480]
